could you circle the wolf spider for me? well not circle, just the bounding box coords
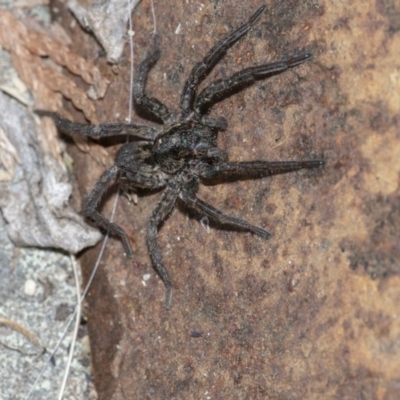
[37,5,324,309]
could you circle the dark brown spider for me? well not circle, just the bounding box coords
[37,6,324,309]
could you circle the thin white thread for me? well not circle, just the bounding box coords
[150,0,157,34]
[127,0,135,122]
[57,255,81,400]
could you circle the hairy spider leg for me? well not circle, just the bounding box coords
[180,190,272,239]
[133,34,173,123]
[84,165,134,258]
[180,5,266,116]
[199,115,228,131]
[199,160,324,179]
[35,110,155,140]
[194,54,312,113]
[147,185,179,309]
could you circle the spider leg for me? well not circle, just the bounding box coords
[180,5,266,116]
[35,110,156,140]
[199,159,324,180]
[133,34,173,123]
[200,116,228,131]
[84,165,134,258]
[147,184,179,309]
[180,190,272,239]
[194,54,311,113]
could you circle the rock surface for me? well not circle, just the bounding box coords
[61,0,400,398]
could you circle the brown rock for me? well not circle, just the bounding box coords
[60,1,400,398]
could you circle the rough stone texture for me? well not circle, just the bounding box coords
[59,0,400,398]
[0,212,96,400]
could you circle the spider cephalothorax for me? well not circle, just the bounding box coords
[37,5,324,309]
